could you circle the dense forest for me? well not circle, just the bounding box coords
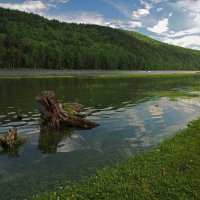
[0,7,200,70]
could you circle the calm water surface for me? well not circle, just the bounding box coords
[0,76,200,199]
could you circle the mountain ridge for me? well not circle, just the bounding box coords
[0,7,200,70]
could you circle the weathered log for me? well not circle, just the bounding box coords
[36,91,99,129]
[0,128,18,149]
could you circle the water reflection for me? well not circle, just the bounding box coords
[0,97,200,159]
[0,147,21,157]
[38,129,74,154]
[0,76,200,199]
[57,134,85,153]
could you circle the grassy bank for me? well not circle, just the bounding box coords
[0,72,199,79]
[33,118,200,200]
[96,73,200,79]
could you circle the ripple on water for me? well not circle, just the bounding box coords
[32,114,41,117]
[0,127,12,134]
[1,121,27,127]
[7,107,14,109]
[27,121,40,126]
[0,115,6,119]
[21,114,28,118]
[121,101,132,105]
[8,112,16,115]
[88,116,101,121]
[92,109,116,116]
[100,107,113,111]
[3,119,10,123]
[116,108,125,112]
[19,127,40,135]
[23,118,35,122]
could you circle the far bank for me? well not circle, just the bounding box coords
[0,69,199,78]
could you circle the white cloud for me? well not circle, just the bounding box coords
[156,0,200,49]
[139,0,152,10]
[105,19,126,28]
[131,0,154,20]
[171,0,200,13]
[129,21,143,28]
[160,26,200,49]
[47,11,143,30]
[167,27,200,38]
[0,1,54,13]
[49,0,69,3]
[147,18,169,34]
[132,8,150,19]
[170,0,200,26]
[56,0,69,3]
[189,12,200,26]
[105,19,143,29]
[47,12,105,25]
[163,35,200,50]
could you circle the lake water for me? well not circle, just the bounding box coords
[0,75,200,199]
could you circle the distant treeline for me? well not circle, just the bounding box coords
[0,8,200,70]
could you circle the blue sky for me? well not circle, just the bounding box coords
[0,0,200,49]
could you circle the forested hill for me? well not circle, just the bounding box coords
[0,8,200,70]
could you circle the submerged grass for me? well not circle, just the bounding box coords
[33,118,200,200]
[16,134,29,145]
[192,87,200,91]
[154,91,200,101]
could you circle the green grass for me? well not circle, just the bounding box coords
[33,118,200,200]
[63,104,77,116]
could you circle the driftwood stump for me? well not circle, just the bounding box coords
[0,128,18,149]
[36,91,99,129]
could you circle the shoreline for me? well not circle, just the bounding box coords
[0,70,199,78]
[33,118,200,199]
